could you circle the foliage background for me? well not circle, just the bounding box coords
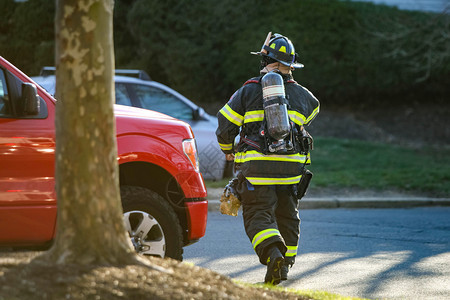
[1,0,448,113]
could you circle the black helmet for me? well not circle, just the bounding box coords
[251,33,304,69]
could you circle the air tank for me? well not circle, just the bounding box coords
[261,72,290,141]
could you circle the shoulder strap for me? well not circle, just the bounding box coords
[244,79,259,86]
[243,76,262,86]
[240,135,261,151]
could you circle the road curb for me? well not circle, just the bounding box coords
[206,189,450,211]
[298,198,450,209]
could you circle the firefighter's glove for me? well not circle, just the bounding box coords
[219,178,241,217]
[298,128,314,155]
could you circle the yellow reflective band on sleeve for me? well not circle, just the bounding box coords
[244,110,264,124]
[252,228,280,249]
[219,104,244,127]
[285,245,298,257]
[219,143,233,151]
[234,151,307,164]
[305,105,320,124]
[288,110,306,126]
[246,175,302,185]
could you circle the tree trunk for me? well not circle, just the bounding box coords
[44,0,137,265]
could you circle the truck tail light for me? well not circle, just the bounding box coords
[183,139,199,172]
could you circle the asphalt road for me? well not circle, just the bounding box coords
[184,207,450,300]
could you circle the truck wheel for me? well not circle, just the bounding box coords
[120,186,183,261]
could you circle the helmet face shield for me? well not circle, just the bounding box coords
[251,33,304,69]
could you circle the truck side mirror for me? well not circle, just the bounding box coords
[22,83,40,116]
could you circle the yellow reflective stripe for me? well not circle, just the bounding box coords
[285,245,298,257]
[219,143,233,151]
[288,110,306,126]
[247,175,302,185]
[244,110,264,124]
[279,46,287,53]
[219,104,244,126]
[234,151,307,163]
[306,105,320,124]
[252,228,280,249]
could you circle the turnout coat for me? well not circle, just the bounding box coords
[216,74,319,186]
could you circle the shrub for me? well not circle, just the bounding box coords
[2,0,448,111]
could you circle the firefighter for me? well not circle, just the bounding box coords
[216,33,320,285]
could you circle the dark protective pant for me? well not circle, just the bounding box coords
[236,177,301,265]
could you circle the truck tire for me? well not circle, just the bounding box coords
[120,185,183,261]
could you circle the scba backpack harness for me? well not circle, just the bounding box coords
[242,72,314,200]
[220,72,314,216]
[240,72,313,157]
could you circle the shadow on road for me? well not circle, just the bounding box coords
[185,208,450,299]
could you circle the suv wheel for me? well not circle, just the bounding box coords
[120,186,183,261]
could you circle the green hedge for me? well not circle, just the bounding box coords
[0,0,55,76]
[1,0,448,111]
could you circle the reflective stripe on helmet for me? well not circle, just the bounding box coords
[219,104,244,126]
[252,228,281,249]
[285,245,298,257]
[264,45,293,64]
[251,33,304,68]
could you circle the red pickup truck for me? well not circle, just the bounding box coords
[0,56,208,261]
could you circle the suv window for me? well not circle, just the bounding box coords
[115,83,132,106]
[134,85,193,120]
[0,69,10,116]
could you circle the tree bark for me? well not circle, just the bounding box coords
[44,0,137,265]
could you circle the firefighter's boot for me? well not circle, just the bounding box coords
[264,246,284,285]
[281,256,295,281]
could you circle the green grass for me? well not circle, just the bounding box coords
[238,281,369,300]
[205,138,450,197]
[310,138,450,196]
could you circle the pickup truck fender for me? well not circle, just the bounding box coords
[116,133,207,200]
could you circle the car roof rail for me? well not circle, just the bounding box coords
[40,66,56,77]
[39,67,151,81]
[115,69,151,81]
